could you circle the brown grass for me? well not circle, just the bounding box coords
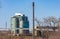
[0,29,60,39]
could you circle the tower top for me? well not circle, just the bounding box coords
[15,13,23,16]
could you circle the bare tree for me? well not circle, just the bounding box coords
[43,18,50,26]
[57,18,60,30]
[43,16,58,31]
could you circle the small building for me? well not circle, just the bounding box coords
[11,13,29,35]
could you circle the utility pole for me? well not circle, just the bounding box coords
[32,1,35,39]
[5,22,7,29]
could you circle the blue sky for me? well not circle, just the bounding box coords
[0,0,60,29]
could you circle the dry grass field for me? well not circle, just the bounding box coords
[0,28,60,39]
[0,34,42,39]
